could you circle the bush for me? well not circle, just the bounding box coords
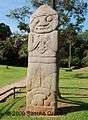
[82,56,88,67]
[72,57,82,67]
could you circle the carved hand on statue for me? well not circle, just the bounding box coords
[28,34,41,52]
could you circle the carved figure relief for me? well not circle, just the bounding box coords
[30,14,58,33]
[26,5,58,115]
[29,4,58,33]
[28,32,58,56]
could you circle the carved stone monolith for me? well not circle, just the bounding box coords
[26,5,59,115]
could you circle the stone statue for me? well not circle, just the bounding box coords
[26,4,59,115]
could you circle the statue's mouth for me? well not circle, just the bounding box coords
[35,25,50,30]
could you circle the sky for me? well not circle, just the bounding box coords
[0,0,88,33]
[0,0,32,32]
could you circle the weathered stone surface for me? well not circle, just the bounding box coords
[28,31,58,56]
[30,5,58,34]
[26,4,59,115]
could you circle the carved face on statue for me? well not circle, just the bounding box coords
[30,5,58,33]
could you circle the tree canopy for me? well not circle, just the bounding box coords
[0,23,12,41]
[7,0,88,35]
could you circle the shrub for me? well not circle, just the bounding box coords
[82,56,88,67]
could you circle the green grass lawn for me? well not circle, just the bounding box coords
[0,66,88,120]
[0,65,27,87]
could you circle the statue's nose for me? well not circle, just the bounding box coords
[38,17,49,26]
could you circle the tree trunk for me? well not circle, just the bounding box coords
[68,42,71,69]
[6,65,9,69]
[48,0,62,99]
[47,0,56,9]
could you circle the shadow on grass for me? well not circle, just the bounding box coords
[60,76,88,80]
[0,97,24,119]
[60,71,88,80]
[57,96,88,115]
[0,91,88,116]
[60,87,88,97]
[74,73,88,79]
[60,87,88,90]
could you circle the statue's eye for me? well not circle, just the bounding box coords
[46,16,53,22]
[35,18,39,24]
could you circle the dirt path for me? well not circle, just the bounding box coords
[0,77,26,102]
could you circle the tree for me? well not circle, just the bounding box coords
[32,0,47,6]
[7,6,32,32]
[0,23,12,41]
[64,24,77,69]
[7,0,87,33]
[7,0,88,32]
[0,23,12,68]
[77,31,88,67]
[61,30,88,68]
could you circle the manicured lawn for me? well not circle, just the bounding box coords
[0,65,27,87]
[0,67,88,120]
